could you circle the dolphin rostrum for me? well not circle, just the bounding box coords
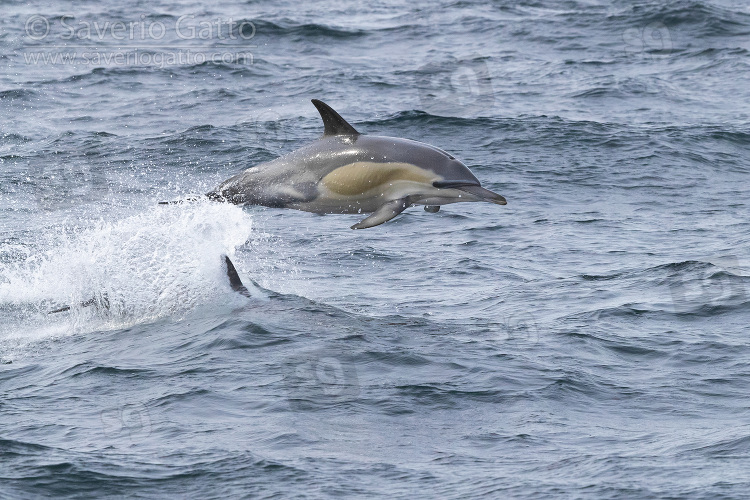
[207,99,507,229]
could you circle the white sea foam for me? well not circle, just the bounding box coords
[0,201,253,346]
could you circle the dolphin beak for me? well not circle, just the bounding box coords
[457,185,507,205]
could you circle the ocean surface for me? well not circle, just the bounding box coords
[1,0,750,498]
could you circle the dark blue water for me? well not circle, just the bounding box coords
[2,0,750,497]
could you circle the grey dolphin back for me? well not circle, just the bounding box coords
[312,99,360,137]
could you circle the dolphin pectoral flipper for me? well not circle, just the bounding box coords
[351,198,411,230]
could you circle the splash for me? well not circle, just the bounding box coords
[0,201,253,347]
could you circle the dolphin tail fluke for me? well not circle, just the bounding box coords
[351,198,411,230]
[222,255,251,298]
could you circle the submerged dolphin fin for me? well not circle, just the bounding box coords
[48,295,109,314]
[311,99,360,137]
[222,255,251,298]
[158,196,205,205]
[351,198,411,230]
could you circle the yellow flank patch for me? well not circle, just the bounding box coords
[321,162,435,196]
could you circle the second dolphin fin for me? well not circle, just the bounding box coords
[222,255,251,298]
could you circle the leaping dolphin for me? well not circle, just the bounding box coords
[207,99,507,229]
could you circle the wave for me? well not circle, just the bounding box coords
[252,19,366,39]
[0,88,39,101]
[622,0,750,38]
[562,258,749,322]
[679,434,750,458]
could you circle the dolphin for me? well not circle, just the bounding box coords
[207,99,507,229]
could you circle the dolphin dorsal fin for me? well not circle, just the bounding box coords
[311,99,360,136]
